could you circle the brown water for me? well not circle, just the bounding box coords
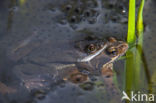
[0,0,155,103]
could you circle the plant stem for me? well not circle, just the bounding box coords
[127,0,136,45]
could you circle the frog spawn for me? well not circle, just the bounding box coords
[102,0,128,23]
[55,0,100,29]
[49,0,129,30]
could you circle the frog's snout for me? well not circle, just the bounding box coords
[118,42,129,55]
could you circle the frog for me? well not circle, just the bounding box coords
[74,36,128,73]
[59,35,128,85]
[49,35,128,81]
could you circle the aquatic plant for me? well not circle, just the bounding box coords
[124,0,145,101]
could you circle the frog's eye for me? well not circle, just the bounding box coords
[106,46,117,56]
[88,44,96,53]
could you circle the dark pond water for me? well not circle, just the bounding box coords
[0,0,155,103]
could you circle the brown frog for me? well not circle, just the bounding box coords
[61,36,128,82]
[75,36,128,73]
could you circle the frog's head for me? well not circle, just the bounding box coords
[75,36,128,72]
[75,36,128,63]
[103,37,128,62]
